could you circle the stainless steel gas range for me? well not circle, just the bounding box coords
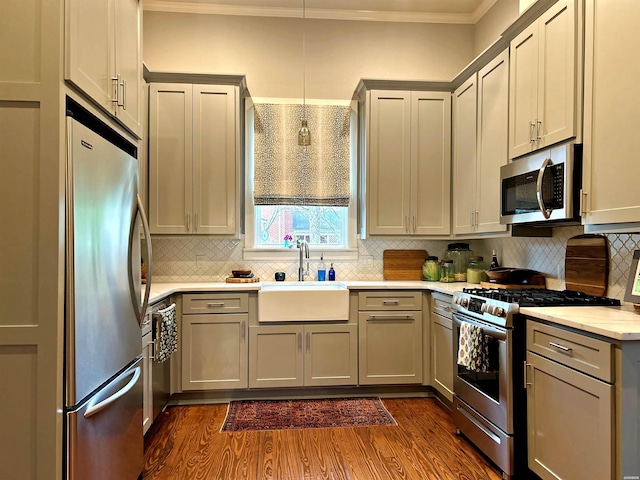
[451,288,620,480]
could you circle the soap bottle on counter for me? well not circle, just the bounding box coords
[328,263,336,281]
[317,254,326,281]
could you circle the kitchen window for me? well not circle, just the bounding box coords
[244,99,358,260]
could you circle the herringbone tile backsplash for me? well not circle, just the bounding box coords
[147,227,640,301]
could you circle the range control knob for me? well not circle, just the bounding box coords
[460,298,469,308]
[493,306,506,317]
[480,303,490,314]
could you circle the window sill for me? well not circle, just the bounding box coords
[243,247,359,261]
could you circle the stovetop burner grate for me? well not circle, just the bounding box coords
[462,288,621,307]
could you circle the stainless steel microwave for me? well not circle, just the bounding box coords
[500,142,582,225]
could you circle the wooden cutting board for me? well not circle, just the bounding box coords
[564,234,609,296]
[383,250,428,280]
[226,276,260,283]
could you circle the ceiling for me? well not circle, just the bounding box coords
[143,0,499,24]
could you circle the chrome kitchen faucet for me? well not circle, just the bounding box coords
[297,239,310,281]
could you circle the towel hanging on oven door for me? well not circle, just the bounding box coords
[457,321,496,373]
[154,303,178,363]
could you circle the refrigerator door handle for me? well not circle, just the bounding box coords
[84,366,141,418]
[129,194,153,327]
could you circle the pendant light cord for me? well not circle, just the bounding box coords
[302,0,306,120]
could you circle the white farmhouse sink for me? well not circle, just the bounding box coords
[258,282,349,322]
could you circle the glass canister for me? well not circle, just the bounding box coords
[444,242,473,282]
[439,259,455,283]
[466,256,488,284]
[422,256,440,281]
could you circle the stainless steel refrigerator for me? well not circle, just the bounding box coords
[65,115,152,480]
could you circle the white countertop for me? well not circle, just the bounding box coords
[520,304,640,341]
[145,281,640,341]
[145,280,468,304]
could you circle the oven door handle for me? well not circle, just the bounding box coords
[452,313,507,340]
[536,157,553,219]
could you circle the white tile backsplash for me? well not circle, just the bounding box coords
[146,228,640,300]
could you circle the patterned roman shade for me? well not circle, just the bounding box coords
[253,103,351,206]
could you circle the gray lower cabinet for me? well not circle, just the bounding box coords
[249,323,358,388]
[430,292,454,402]
[526,320,614,480]
[181,293,249,391]
[358,291,423,385]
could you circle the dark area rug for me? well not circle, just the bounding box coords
[221,397,397,432]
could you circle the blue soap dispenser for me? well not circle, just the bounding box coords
[328,263,336,281]
[317,253,326,281]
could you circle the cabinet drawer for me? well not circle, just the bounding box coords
[526,320,613,383]
[358,291,422,311]
[431,292,453,318]
[182,293,249,314]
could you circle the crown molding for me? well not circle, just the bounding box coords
[144,0,499,25]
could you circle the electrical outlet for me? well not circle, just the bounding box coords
[360,255,374,266]
[557,264,563,279]
[196,254,206,268]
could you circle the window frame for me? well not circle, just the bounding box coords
[243,98,358,261]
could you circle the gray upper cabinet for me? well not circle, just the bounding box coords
[582,0,640,228]
[65,0,143,138]
[453,49,509,236]
[148,82,240,235]
[508,0,578,159]
[361,87,451,237]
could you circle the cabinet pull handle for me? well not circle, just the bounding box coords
[580,189,588,216]
[206,302,225,307]
[524,361,531,389]
[298,332,302,351]
[549,341,572,353]
[368,314,414,320]
[186,212,190,232]
[121,78,127,109]
[536,119,542,140]
[405,215,409,233]
[111,75,120,105]
[306,332,310,352]
[194,212,198,232]
[241,321,246,340]
[382,300,399,305]
[529,121,536,142]
[413,215,416,232]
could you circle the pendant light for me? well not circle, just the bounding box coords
[297,0,311,146]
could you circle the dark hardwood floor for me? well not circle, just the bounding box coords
[144,397,502,480]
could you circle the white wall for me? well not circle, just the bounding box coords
[474,0,520,56]
[143,11,475,99]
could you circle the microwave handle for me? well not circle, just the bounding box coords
[536,157,553,219]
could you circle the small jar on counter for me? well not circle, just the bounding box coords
[422,256,440,281]
[439,259,455,283]
[467,256,488,284]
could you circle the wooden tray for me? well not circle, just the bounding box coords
[564,234,609,296]
[383,250,428,280]
[226,276,260,283]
